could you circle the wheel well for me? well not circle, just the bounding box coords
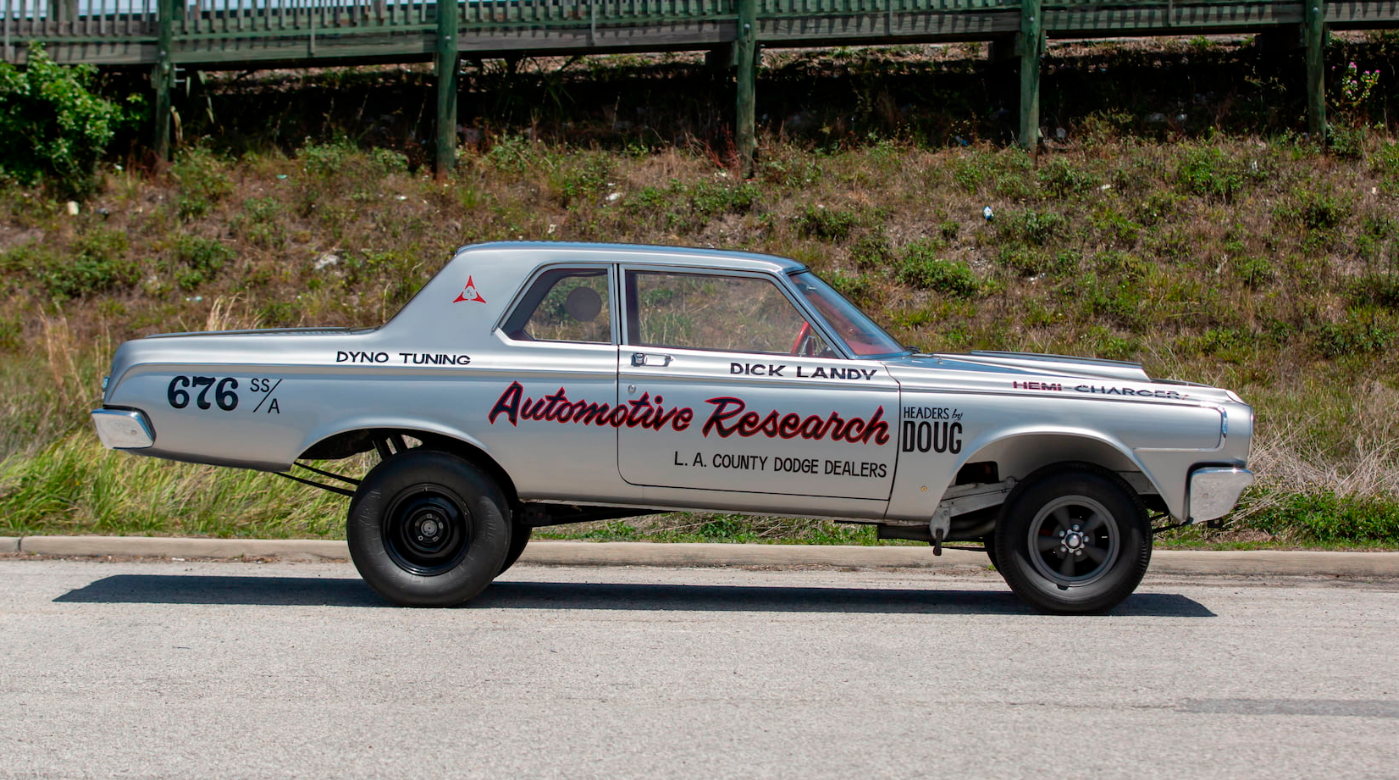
[961,433,1140,489]
[299,428,520,507]
[934,435,1159,542]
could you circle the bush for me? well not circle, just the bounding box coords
[690,182,758,218]
[1234,256,1276,288]
[1175,147,1245,202]
[172,149,234,221]
[1037,158,1099,198]
[1275,189,1347,233]
[172,235,235,291]
[1312,316,1397,358]
[37,229,138,299]
[897,240,979,298]
[0,44,137,197]
[299,138,408,180]
[793,204,861,242]
[849,234,892,270]
[997,209,1068,247]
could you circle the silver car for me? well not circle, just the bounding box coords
[92,242,1254,613]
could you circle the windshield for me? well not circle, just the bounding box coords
[790,271,908,358]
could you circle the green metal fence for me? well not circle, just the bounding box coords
[2,0,1397,169]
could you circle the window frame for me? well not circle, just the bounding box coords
[495,262,620,346]
[619,265,853,360]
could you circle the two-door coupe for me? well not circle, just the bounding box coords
[92,242,1255,613]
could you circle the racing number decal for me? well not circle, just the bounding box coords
[168,376,239,411]
[166,376,281,413]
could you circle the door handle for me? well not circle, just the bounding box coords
[631,352,672,367]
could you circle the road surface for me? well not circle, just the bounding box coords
[1,558,1396,779]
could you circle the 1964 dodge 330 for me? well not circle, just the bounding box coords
[92,242,1254,613]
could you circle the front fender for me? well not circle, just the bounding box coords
[887,426,1182,522]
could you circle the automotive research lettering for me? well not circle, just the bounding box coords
[486,382,890,446]
[901,406,965,454]
[729,362,879,381]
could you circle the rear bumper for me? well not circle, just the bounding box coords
[1187,467,1254,524]
[91,408,155,450]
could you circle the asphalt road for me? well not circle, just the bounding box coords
[1,559,1396,780]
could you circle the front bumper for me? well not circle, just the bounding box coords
[91,408,155,450]
[1187,467,1254,524]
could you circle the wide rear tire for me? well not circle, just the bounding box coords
[347,449,512,607]
[993,463,1151,615]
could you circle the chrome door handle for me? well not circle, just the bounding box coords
[631,353,672,367]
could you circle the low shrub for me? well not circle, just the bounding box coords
[897,240,979,297]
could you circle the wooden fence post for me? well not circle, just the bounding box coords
[1018,0,1043,153]
[1305,0,1327,141]
[153,0,174,161]
[435,0,460,176]
[736,0,757,178]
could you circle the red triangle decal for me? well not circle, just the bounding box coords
[453,276,486,304]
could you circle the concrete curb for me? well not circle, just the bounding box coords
[1146,550,1399,578]
[7,535,1399,577]
[18,536,348,560]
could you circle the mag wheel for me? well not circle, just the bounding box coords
[993,464,1151,615]
[347,450,511,607]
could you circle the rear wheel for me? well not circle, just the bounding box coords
[993,464,1151,615]
[499,524,532,575]
[347,450,512,607]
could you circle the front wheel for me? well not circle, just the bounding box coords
[347,449,512,607]
[993,464,1151,615]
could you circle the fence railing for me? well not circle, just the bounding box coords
[3,0,1398,66]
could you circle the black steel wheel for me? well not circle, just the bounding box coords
[498,523,532,575]
[347,449,511,607]
[993,463,1151,615]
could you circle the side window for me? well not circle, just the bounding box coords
[502,268,612,344]
[626,271,830,356]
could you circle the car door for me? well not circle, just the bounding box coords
[485,262,630,503]
[616,266,901,504]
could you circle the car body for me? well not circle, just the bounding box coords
[93,242,1255,613]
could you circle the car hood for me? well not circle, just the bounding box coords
[885,351,1239,404]
[930,351,1152,382]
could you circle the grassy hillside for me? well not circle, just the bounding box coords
[1,38,1397,547]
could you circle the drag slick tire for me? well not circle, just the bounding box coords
[347,449,512,607]
[993,464,1151,615]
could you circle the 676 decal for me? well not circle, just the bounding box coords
[167,375,282,413]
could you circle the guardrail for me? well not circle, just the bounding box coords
[3,0,1396,171]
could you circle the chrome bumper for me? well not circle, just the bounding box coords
[1187,467,1254,524]
[91,408,155,449]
